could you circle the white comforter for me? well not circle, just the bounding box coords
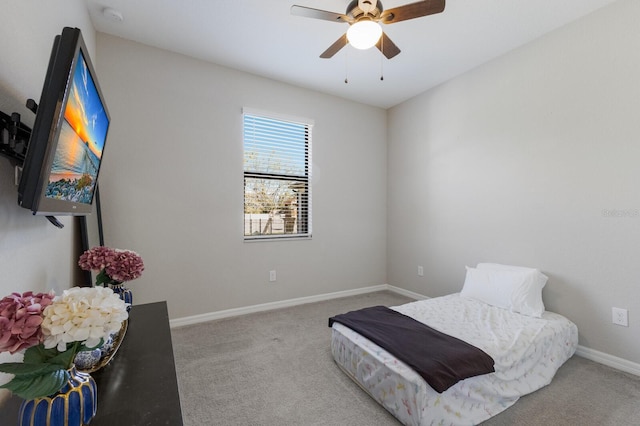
[331,293,578,425]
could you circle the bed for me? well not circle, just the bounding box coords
[329,264,579,426]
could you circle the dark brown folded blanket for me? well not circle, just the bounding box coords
[329,305,495,393]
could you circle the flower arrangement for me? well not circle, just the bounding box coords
[78,246,144,286]
[0,287,128,400]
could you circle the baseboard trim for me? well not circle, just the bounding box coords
[170,284,393,328]
[169,286,640,378]
[575,345,640,377]
[386,285,429,300]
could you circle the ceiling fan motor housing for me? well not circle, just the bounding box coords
[347,0,384,20]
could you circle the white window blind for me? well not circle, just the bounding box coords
[243,109,312,240]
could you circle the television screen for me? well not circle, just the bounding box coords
[47,50,108,204]
[18,27,110,216]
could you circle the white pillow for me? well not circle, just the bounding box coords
[476,263,548,287]
[460,267,524,310]
[476,263,548,317]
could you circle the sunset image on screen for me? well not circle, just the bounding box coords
[46,51,109,204]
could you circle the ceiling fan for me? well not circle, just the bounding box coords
[291,0,445,59]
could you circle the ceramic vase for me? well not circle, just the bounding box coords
[18,365,97,426]
[110,283,132,310]
[73,348,102,370]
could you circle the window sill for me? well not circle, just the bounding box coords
[244,234,312,242]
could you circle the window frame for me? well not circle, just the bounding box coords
[242,108,313,241]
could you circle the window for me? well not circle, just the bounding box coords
[243,108,312,240]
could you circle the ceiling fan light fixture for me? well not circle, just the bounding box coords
[346,20,382,50]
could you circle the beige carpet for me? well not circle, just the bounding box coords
[171,291,640,425]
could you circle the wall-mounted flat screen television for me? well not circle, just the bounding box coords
[18,27,110,216]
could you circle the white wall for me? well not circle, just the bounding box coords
[387,0,640,363]
[0,2,96,297]
[95,34,388,319]
[0,0,97,392]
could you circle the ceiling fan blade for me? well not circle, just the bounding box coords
[376,32,401,59]
[320,34,348,58]
[380,0,445,24]
[291,5,351,23]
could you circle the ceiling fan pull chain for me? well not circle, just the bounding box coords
[344,50,349,84]
[380,36,384,81]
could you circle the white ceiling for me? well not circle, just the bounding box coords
[85,0,618,109]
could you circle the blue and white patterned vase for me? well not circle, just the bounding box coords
[74,348,102,370]
[110,283,132,310]
[18,365,97,426]
[100,333,115,357]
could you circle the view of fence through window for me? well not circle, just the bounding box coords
[243,111,312,239]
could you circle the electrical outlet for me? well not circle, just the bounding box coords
[269,270,277,282]
[418,266,424,277]
[612,307,628,327]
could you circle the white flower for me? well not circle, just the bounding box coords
[41,286,129,352]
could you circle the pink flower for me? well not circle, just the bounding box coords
[105,250,145,282]
[78,246,118,271]
[79,246,144,285]
[0,291,55,354]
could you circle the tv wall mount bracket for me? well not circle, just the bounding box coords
[0,100,65,228]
